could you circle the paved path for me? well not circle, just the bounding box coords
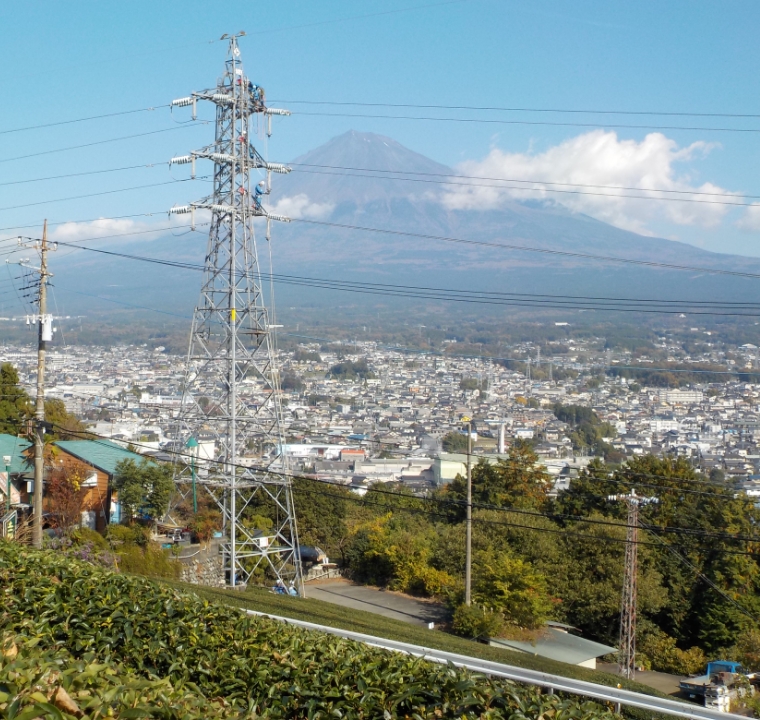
[598,662,687,696]
[305,579,449,627]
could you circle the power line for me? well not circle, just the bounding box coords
[0,162,166,188]
[280,331,760,379]
[579,473,747,501]
[0,178,207,214]
[291,162,753,200]
[46,238,760,310]
[291,218,760,281]
[48,241,760,317]
[48,422,760,557]
[0,105,170,136]
[290,166,754,207]
[0,211,168,235]
[53,286,193,319]
[4,159,749,205]
[277,99,760,121]
[641,521,759,622]
[37,414,760,545]
[619,468,745,487]
[249,0,471,36]
[0,124,208,165]
[292,110,760,135]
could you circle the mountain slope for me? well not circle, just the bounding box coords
[50,130,760,318]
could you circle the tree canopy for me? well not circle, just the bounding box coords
[327,359,375,380]
[113,459,174,524]
[0,363,31,435]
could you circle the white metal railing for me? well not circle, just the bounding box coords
[245,609,744,720]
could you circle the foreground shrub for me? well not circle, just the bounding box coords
[0,635,239,719]
[452,603,505,639]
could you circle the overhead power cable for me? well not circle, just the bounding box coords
[0,211,168,235]
[291,218,760,281]
[292,162,753,200]
[250,0,469,36]
[641,521,759,622]
[0,105,170,136]
[290,166,754,207]
[277,99,760,121]
[0,124,207,165]
[581,473,748,501]
[294,480,760,558]
[48,240,760,317]
[2,159,751,204]
[292,110,760,135]
[0,163,166,189]
[48,423,760,554]
[0,224,202,253]
[280,331,760,379]
[0,177,207,214]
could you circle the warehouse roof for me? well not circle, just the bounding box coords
[489,627,616,666]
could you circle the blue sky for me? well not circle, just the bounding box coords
[1,0,759,257]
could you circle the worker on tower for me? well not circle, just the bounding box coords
[248,81,265,111]
[251,180,267,213]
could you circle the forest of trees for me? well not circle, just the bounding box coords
[552,403,618,458]
[248,443,760,675]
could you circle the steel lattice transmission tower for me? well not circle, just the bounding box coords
[168,33,301,590]
[608,490,658,679]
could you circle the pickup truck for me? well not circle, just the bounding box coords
[680,661,757,713]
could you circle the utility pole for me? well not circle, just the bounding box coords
[13,221,54,549]
[169,35,301,592]
[608,489,658,679]
[33,222,48,549]
[462,415,473,605]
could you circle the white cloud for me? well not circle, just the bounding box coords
[441,130,739,235]
[50,218,152,243]
[270,194,335,221]
[738,203,760,232]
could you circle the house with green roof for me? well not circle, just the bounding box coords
[51,439,149,531]
[0,433,32,512]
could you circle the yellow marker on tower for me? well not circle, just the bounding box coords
[231,308,237,322]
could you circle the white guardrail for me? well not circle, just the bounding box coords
[246,609,744,720]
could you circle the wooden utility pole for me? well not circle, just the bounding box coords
[32,221,50,549]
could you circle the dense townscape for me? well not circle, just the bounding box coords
[3,330,760,496]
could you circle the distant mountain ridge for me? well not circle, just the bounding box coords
[49,130,760,318]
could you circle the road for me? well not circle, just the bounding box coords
[305,579,449,627]
[598,662,687,697]
[246,608,744,720]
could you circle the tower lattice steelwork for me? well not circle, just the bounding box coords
[608,490,657,679]
[168,34,301,590]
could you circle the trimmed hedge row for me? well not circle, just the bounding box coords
[0,541,620,719]
[1,638,240,719]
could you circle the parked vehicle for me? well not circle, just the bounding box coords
[680,661,757,712]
